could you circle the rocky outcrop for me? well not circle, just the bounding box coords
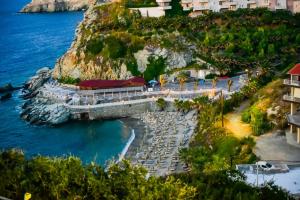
[20,0,96,13]
[21,100,70,125]
[25,67,51,91]
[134,46,193,73]
[21,67,70,125]
[52,4,196,81]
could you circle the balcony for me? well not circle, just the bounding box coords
[247,0,256,4]
[283,79,300,87]
[193,5,210,10]
[275,4,286,9]
[283,94,300,103]
[287,113,300,127]
[156,0,172,2]
[181,0,193,3]
[193,0,209,2]
[183,6,193,10]
[158,5,172,10]
[220,4,230,9]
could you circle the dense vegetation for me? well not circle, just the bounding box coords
[0,150,293,200]
[78,4,300,80]
[241,79,289,135]
[122,0,158,8]
[176,96,257,171]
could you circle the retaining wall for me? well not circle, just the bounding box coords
[69,99,176,120]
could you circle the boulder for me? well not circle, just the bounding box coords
[0,93,12,101]
[0,83,14,93]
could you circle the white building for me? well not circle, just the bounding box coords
[182,0,299,16]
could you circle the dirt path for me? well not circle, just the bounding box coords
[224,100,252,138]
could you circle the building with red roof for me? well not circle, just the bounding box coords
[288,63,300,75]
[283,63,300,144]
[77,77,145,90]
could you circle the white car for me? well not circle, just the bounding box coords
[255,161,289,173]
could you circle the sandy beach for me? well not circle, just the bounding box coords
[123,110,198,177]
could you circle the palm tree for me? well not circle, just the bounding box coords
[159,75,167,91]
[227,79,233,92]
[212,77,218,96]
[177,72,188,91]
[194,81,198,91]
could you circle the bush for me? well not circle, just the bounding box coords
[0,150,196,200]
[104,36,126,59]
[143,56,166,81]
[126,58,141,76]
[86,38,104,55]
[241,109,251,123]
[205,73,218,79]
[58,76,80,85]
[250,107,270,136]
[156,98,167,111]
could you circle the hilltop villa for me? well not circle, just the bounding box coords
[283,63,300,144]
[181,0,300,15]
[132,0,300,17]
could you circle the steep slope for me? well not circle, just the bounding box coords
[20,0,96,13]
[53,4,300,81]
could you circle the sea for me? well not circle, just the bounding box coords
[0,0,131,165]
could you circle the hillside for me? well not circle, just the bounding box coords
[53,4,300,81]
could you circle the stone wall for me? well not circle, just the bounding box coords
[69,99,176,120]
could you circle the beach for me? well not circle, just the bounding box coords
[123,110,198,176]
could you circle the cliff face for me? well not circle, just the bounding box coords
[20,0,96,13]
[53,4,197,81]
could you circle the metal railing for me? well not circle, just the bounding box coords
[283,79,300,87]
[283,94,300,103]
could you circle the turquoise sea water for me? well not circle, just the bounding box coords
[0,0,130,164]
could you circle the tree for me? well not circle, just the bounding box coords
[143,56,166,81]
[177,72,188,91]
[212,77,218,96]
[156,98,167,111]
[227,79,233,92]
[159,75,167,90]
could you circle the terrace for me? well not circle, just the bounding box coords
[283,79,300,87]
[283,94,300,104]
[287,113,300,127]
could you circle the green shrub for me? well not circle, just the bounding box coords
[156,98,167,111]
[86,38,104,55]
[143,56,166,81]
[0,150,196,200]
[58,76,80,85]
[241,109,251,123]
[126,58,141,76]
[205,73,217,79]
[250,107,270,136]
[104,36,126,59]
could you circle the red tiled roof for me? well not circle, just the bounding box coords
[77,77,145,90]
[288,64,300,75]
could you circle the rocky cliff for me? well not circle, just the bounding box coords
[20,0,96,13]
[52,3,200,81]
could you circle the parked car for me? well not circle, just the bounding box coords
[255,161,289,173]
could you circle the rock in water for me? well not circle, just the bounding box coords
[0,83,14,93]
[0,93,12,101]
[20,0,96,13]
